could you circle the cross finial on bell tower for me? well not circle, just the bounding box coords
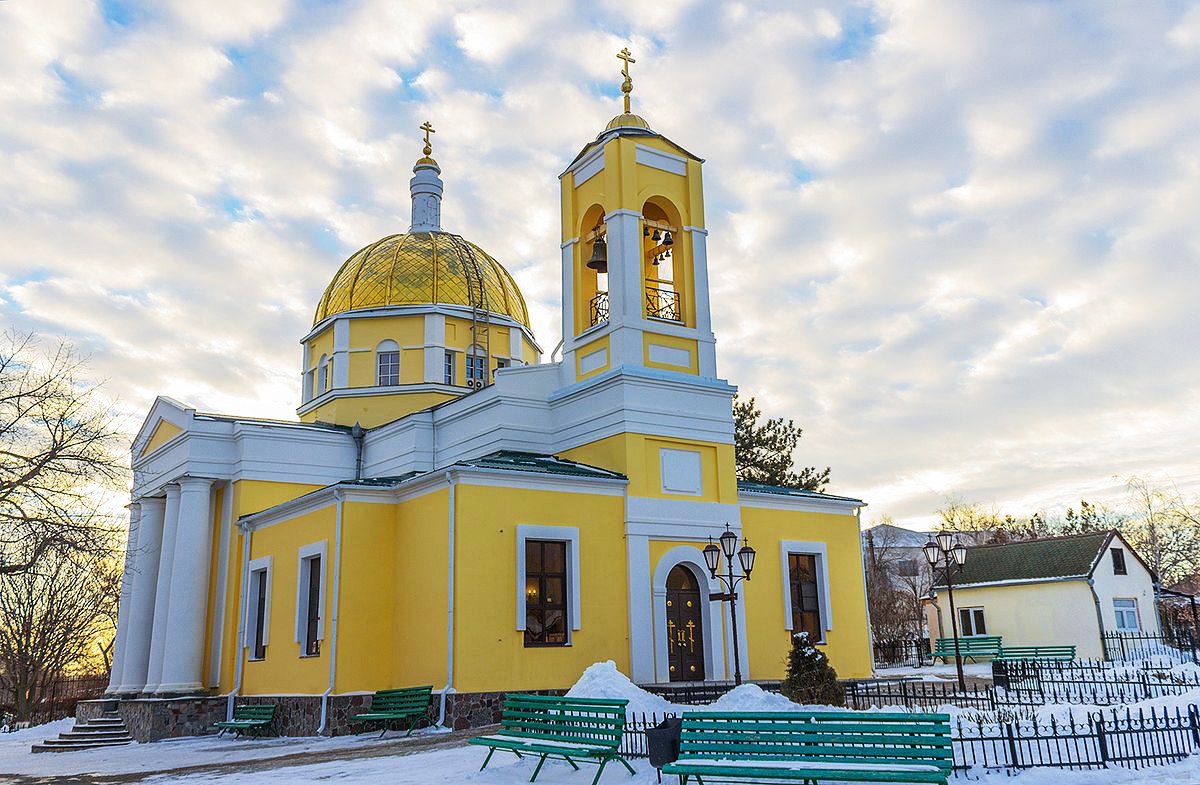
[420,121,435,157]
[617,48,636,114]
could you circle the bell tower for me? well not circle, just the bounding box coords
[559,49,717,383]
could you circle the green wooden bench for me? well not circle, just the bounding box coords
[213,702,276,737]
[469,694,636,785]
[351,685,434,738]
[661,710,952,785]
[931,635,1002,663]
[995,645,1076,661]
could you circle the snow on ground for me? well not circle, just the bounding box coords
[565,660,679,716]
[875,663,994,680]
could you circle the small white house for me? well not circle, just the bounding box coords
[927,531,1158,660]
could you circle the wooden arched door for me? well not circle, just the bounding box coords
[665,565,705,682]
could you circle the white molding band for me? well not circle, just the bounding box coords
[294,540,329,644]
[779,540,833,636]
[515,524,582,633]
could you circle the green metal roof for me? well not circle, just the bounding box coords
[737,481,862,504]
[933,531,1114,588]
[455,451,626,480]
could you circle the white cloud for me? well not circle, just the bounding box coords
[1,0,1197,531]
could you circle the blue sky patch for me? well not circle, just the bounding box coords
[826,6,881,61]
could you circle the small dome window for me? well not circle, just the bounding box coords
[377,340,401,387]
[317,354,329,393]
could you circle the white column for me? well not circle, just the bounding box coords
[604,208,646,367]
[423,313,445,382]
[626,534,655,683]
[106,502,141,693]
[157,477,215,694]
[143,484,181,693]
[687,227,718,377]
[119,496,166,694]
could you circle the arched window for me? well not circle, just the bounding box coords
[642,198,684,324]
[316,354,328,393]
[376,340,401,386]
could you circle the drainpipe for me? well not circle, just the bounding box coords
[438,473,457,726]
[317,490,345,734]
[350,423,365,481]
[1089,578,1108,659]
[227,522,252,720]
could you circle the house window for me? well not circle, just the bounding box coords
[898,559,920,577]
[466,353,487,386]
[250,568,269,660]
[958,607,987,636]
[524,540,568,647]
[304,556,321,655]
[1114,598,1140,631]
[1111,548,1127,575]
[788,554,823,643]
[377,343,401,387]
[444,351,455,385]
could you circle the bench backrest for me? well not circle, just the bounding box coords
[678,711,952,776]
[232,703,276,721]
[999,645,1075,657]
[370,685,434,714]
[498,694,628,751]
[933,636,1001,652]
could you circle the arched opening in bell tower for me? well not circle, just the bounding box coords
[641,197,686,325]
[578,203,609,334]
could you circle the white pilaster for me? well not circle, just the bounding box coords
[560,239,577,359]
[508,324,524,365]
[687,227,718,377]
[605,209,646,367]
[119,496,166,694]
[332,319,350,389]
[157,477,215,694]
[625,533,654,682]
[143,484,181,693]
[106,502,141,693]
[423,313,445,382]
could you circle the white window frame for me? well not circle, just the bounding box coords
[659,448,703,496]
[515,524,581,636]
[244,555,273,660]
[1114,597,1140,632]
[780,541,832,638]
[958,606,987,637]
[376,340,401,387]
[294,541,328,651]
[316,354,328,393]
[444,350,456,385]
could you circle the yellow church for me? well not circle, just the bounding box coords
[103,54,872,736]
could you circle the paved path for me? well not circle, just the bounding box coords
[6,726,489,785]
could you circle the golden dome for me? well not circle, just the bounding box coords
[606,112,651,131]
[313,231,530,328]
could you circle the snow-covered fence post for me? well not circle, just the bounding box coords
[1003,722,1020,769]
[1093,713,1109,767]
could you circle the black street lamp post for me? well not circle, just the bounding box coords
[704,524,756,686]
[923,532,969,692]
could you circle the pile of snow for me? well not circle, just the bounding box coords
[709,684,801,712]
[565,660,676,717]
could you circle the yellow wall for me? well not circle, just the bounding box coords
[392,489,450,690]
[242,503,337,695]
[561,432,738,503]
[740,506,873,680]
[931,581,1103,659]
[141,420,182,455]
[333,501,398,692]
[452,484,628,693]
[301,391,457,429]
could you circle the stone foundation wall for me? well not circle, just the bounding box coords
[82,688,565,741]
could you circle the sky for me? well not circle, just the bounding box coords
[1,0,1198,529]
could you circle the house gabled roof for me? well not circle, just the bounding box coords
[932,530,1149,589]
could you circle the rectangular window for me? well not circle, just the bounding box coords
[788,554,823,643]
[493,357,509,381]
[1111,548,1128,575]
[252,568,268,660]
[958,607,987,636]
[444,351,455,385]
[524,540,568,647]
[1114,598,1140,631]
[377,351,401,386]
[466,354,487,385]
[304,556,321,656]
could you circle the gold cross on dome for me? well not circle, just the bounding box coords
[420,121,435,156]
[617,48,636,113]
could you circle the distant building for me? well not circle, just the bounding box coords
[927,531,1158,659]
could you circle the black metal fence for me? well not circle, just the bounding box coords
[0,673,108,730]
[872,638,932,669]
[621,705,1200,773]
[641,680,782,705]
[1103,631,1200,664]
[845,679,999,710]
[995,659,1200,705]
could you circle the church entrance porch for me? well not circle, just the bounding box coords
[665,566,705,681]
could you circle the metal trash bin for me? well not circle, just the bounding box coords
[646,716,683,780]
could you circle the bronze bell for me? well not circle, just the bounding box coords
[586,236,608,273]
[662,231,674,246]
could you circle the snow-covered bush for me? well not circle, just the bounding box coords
[781,632,844,706]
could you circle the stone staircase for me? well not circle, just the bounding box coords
[31,712,134,752]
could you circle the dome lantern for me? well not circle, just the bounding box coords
[410,120,443,232]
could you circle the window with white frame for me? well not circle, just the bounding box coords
[493,357,509,381]
[246,557,272,660]
[958,607,987,636]
[516,524,581,646]
[780,542,831,644]
[466,351,487,386]
[316,354,328,393]
[444,350,455,385]
[1114,598,1140,631]
[294,542,326,657]
[377,340,400,386]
